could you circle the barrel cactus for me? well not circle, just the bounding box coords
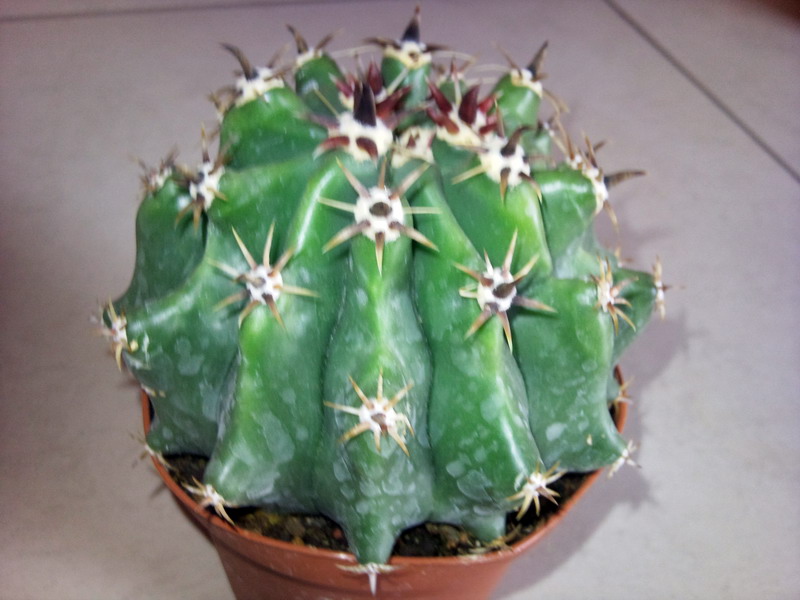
[102,7,664,582]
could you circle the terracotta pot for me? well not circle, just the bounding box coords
[142,380,627,600]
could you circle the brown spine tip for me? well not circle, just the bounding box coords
[604,170,646,189]
[501,125,534,156]
[428,81,453,114]
[426,107,460,135]
[356,137,379,160]
[527,41,549,79]
[499,168,510,200]
[335,75,355,99]
[366,61,383,96]
[317,135,351,155]
[353,82,377,127]
[376,86,409,121]
[286,24,309,54]
[478,120,500,137]
[477,93,497,115]
[221,43,256,80]
[458,85,481,125]
[316,30,339,52]
[401,5,422,43]
[495,44,520,72]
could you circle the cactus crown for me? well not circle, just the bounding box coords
[103,8,664,580]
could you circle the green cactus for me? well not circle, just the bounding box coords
[103,7,665,576]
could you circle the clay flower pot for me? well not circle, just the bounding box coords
[142,391,627,600]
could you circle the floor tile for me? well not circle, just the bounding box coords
[611,0,800,178]
[0,0,309,20]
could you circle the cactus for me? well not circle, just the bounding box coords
[103,7,664,578]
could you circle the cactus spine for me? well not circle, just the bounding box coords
[103,7,663,575]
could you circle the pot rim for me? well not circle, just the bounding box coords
[141,368,627,567]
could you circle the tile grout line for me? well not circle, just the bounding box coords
[604,0,800,185]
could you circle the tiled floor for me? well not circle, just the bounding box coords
[1,1,798,599]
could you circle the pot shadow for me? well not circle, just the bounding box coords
[134,391,217,546]
[492,315,689,599]
[143,467,217,546]
[493,422,653,598]
[622,305,690,395]
[165,484,216,546]
[523,246,684,594]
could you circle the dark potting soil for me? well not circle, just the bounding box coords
[165,453,592,558]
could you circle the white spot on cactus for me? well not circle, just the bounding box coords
[177,352,203,376]
[251,478,277,500]
[176,194,191,212]
[174,338,203,377]
[261,413,296,462]
[545,422,566,441]
[479,396,501,422]
[332,458,350,483]
[446,460,466,478]
[381,474,404,495]
[456,470,493,502]
[360,479,383,497]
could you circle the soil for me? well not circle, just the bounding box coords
[165,453,592,558]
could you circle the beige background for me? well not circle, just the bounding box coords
[1,1,798,598]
